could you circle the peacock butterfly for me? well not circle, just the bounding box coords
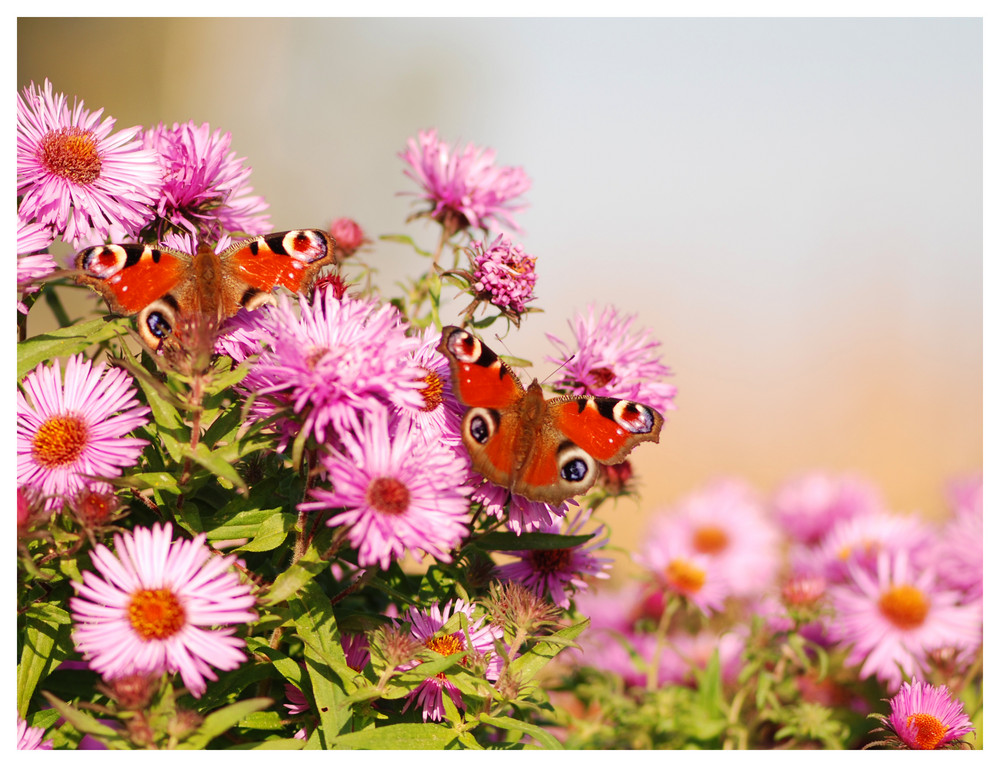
[438,325,664,505]
[74,229,336,350]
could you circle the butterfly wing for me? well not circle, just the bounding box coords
[219,230,336,304]
[75,243,189,316]
[547,396,664,465]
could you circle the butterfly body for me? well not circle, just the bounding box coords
[75,229,335,350]
[438,326,664,505]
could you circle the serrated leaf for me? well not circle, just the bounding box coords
[177,698,272,749]
[478,713,563,750]
[17,318,131,378]
[474,531,593,552]
[329,722,463,750]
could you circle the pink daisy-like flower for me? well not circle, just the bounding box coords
[300,409,471,570]
[772,472,884,546]
[399,128,531,234]
[468,234,537,314]
[874,679,975,749]
[494,509,612,608]
[470,474,568,535]
[400,600,504,722]
[392,326,465,447]
[636,526,731,616]
[17,716,53,750]
[142,121,270,241]
[17,218,57,314]
[69,523,257,698]
[17,79,162,246]
[17,355,150,502]
[651,630,746,687]
[545,304,677,416]
[653,479,781,599]
[238,290,426,449]
[808,510,933,584]
[930,476,983,600]
[829,550,982,690]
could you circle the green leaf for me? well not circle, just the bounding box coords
[41,692,132,749]
[231,512,294,553]
[478,713,563,750]
[509,618,589,685]
[264,548,330,606]
[239,711,287,731]
[379,233,433,258]
[183,441,247,490]
[17,317,131,378]
[474,531,593,552]
[228,738,307,750]
[329,722,464,750]
[112,471,181,491]
[18,603,73,716]
[177,698,273,749]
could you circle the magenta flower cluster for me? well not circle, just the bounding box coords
[469,234,538,313]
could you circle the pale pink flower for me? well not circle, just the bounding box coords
[17,79,162,245]
[69,523,257,698]
[17,355,150,502]
[636,528,731,616]
[399,128,531,233]
[17,716,53,750]
[829,550,982,690]
[809,510,933,583]
[772,472,884,545]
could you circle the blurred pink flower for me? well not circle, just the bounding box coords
[637,526,731,616]
[772,472,884,546]
[17,716,53,750]
[829,550,982,690]
[399,128,531,233]
[328,216,366,256]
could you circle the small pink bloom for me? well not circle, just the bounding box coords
[328,217,366,256]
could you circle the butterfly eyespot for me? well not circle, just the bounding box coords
[146,312,172,339]
[464,407,497,446]
[469,414,490,444]
[560,458,589,483]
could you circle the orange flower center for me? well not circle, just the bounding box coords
[38,126,103,185]
[128,588,186,641]
[692,525,729,555]
[75,488,119,526]
[425,633,464,656]
[878,584,929,630]
[419,369,444,412]
[528,548,572,575]
[665,558,706,594]
[366,476,410,515]
[906,712,947,750]
[31,413,89,468]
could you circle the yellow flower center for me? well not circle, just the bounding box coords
[878,584,929,630]
[366,476,410,515]
[419,368,444,412]
[128,588,186,641]
[425,633,464,656]
[31,413,89,467]
[665,558,707,594]
[38,126,103,185]
[906,712,947,750]
[693,525,729,555]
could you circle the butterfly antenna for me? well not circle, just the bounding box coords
[541,352,576,386]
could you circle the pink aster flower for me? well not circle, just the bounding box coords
[545,304,677,416]
[468,234,537,314]
[399,128,531,234]
[400,599,504,722]
[829,550,982,690]
[142,121,270,241]
[17,716,53,750]
[392,326,465,447]
[772,472,884,546]
[494,509,612,608]
[300,409,471,570]
[17,218,57,314]
[17,79,162,246]
[636,526,731,616]
[652,479,781,599]
[652,630,745,687]
[69,523,257,698]
[17,355,150,503]
[930,476,983,600]
[873,680,975,750]
[238,290,426,449]
[808,510,933,584]
[470,475,568,535]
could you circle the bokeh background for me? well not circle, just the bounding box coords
[17,17,982,569]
